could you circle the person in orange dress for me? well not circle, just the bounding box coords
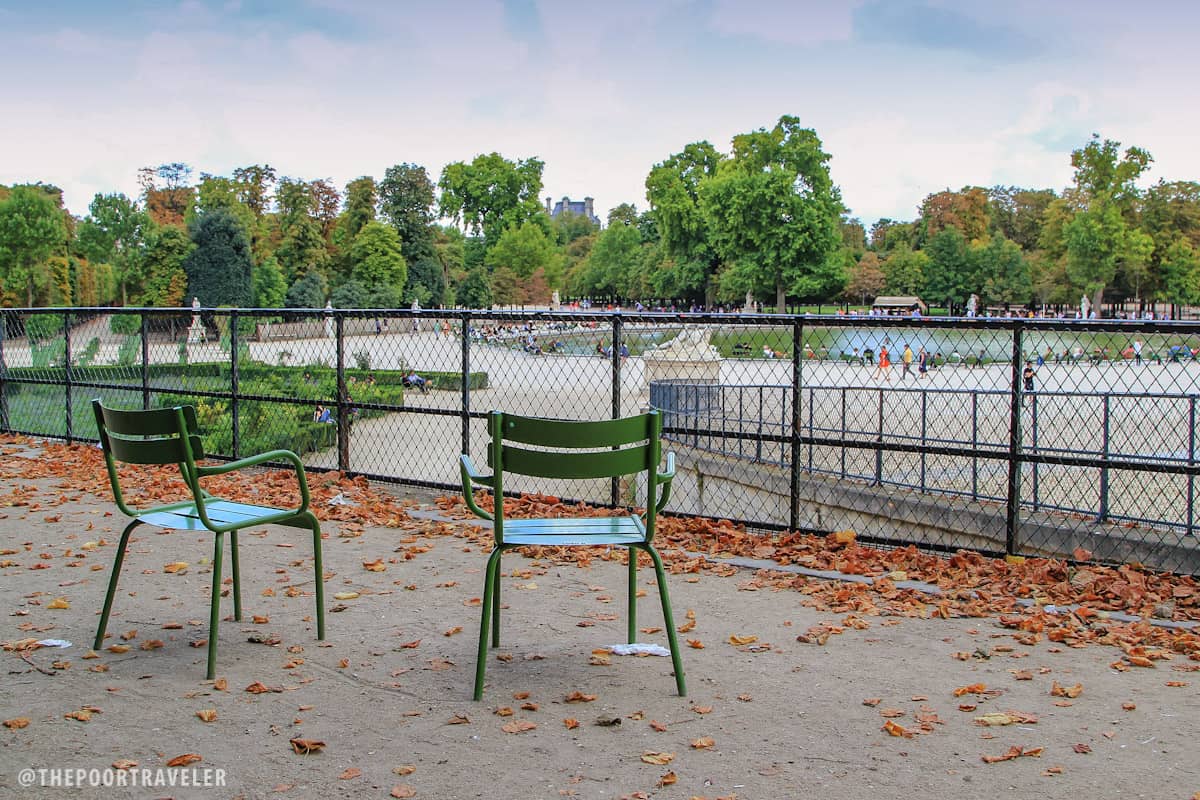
[872,345,891,381]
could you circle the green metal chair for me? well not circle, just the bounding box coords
[91,399,326,679]
[459,410,685,700]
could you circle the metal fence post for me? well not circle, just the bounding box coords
[1098,393,1110,523]
[230,309,240,460]
[461,311,471,457]
[140,313,150,410]
[791,318,803,531]
[1189,396,1196,537]
[336,312,349,471]
[1005,324,1024,557]
[1031,394,1040,509]
[63,311,73,443]
[611,314,622,506]
[0,314,8,431]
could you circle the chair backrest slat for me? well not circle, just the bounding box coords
[498,444,650,479]
[500,414,651,448]
[96,405,197,437]
[93,400,206,465]
[105,434,202,465]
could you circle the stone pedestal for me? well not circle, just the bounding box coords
[642,329,722,388]
[186,318,206,344]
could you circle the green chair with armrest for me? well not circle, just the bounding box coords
[459,409,685,700]
[91,399,325,679]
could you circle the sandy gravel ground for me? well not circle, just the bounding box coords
[0,441,1198,800]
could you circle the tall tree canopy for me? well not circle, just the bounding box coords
[0,185,68,306]
[378,163,436,262]
[349,221,407,307]
[645,141,722,303]
[437,153,545,245]
[75,192,151,305]
[700,115,844,310]
[184,209,253,307]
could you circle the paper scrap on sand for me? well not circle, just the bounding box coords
[606,643,671,657]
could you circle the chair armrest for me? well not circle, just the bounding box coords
[196,449,311,516]
[654,452,675,514]
[459,454,494,521]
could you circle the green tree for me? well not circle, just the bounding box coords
[341,176,377,240]
[840,217,867,259]
[987,186,1057,251]
[700,116,844,309]
[74,192,150,305]
[574,221,642,298]
[0,185,68,306]
[457,265,492,309]
[349,221,407,304]
[868,218,914,253]
[276,178,314,233]
[437,153,545,245]
[923,226,972,308]
[882,243,927,295]
[378,163,436,262]
[232,164,277,219]
[607,203,639,228]
[974,233,1031,306]
[190,174,256,235]
[406,257,444,307]
[484,221,563,299]
[252,255,287,308]
[285,271,328,308]
[645,141,723,303]
[1063,135,1154,309]
[276,216,332,284]
[550,209,599,246]
[1159,238,1200,305]
[184,209,253,307]
[140,225,193,307]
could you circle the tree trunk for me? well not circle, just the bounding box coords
[1091,286,1105,318]
[775,278,785,315]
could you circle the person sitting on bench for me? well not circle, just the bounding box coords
[403,371,429,394]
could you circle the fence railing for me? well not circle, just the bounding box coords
[3,306,1200,574]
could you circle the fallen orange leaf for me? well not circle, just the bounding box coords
[640,751,675,765]
[166,753,203,767]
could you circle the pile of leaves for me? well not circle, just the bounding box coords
[439,491,1200,661]
[0,435,410,529]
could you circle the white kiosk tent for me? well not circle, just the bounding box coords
[871,296,927,315]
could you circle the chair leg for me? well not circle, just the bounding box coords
[627,549,638,644]
[207,532,224,681]
[644,545,687,697]
[308,514,326,641]
[491,557,502,648]
[475,547,504,700]
[93,519,141,651]
[229,530,242,622]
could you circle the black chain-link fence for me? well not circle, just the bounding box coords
[4,307,1199,575]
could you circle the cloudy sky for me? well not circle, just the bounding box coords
[3,0,1197,226]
